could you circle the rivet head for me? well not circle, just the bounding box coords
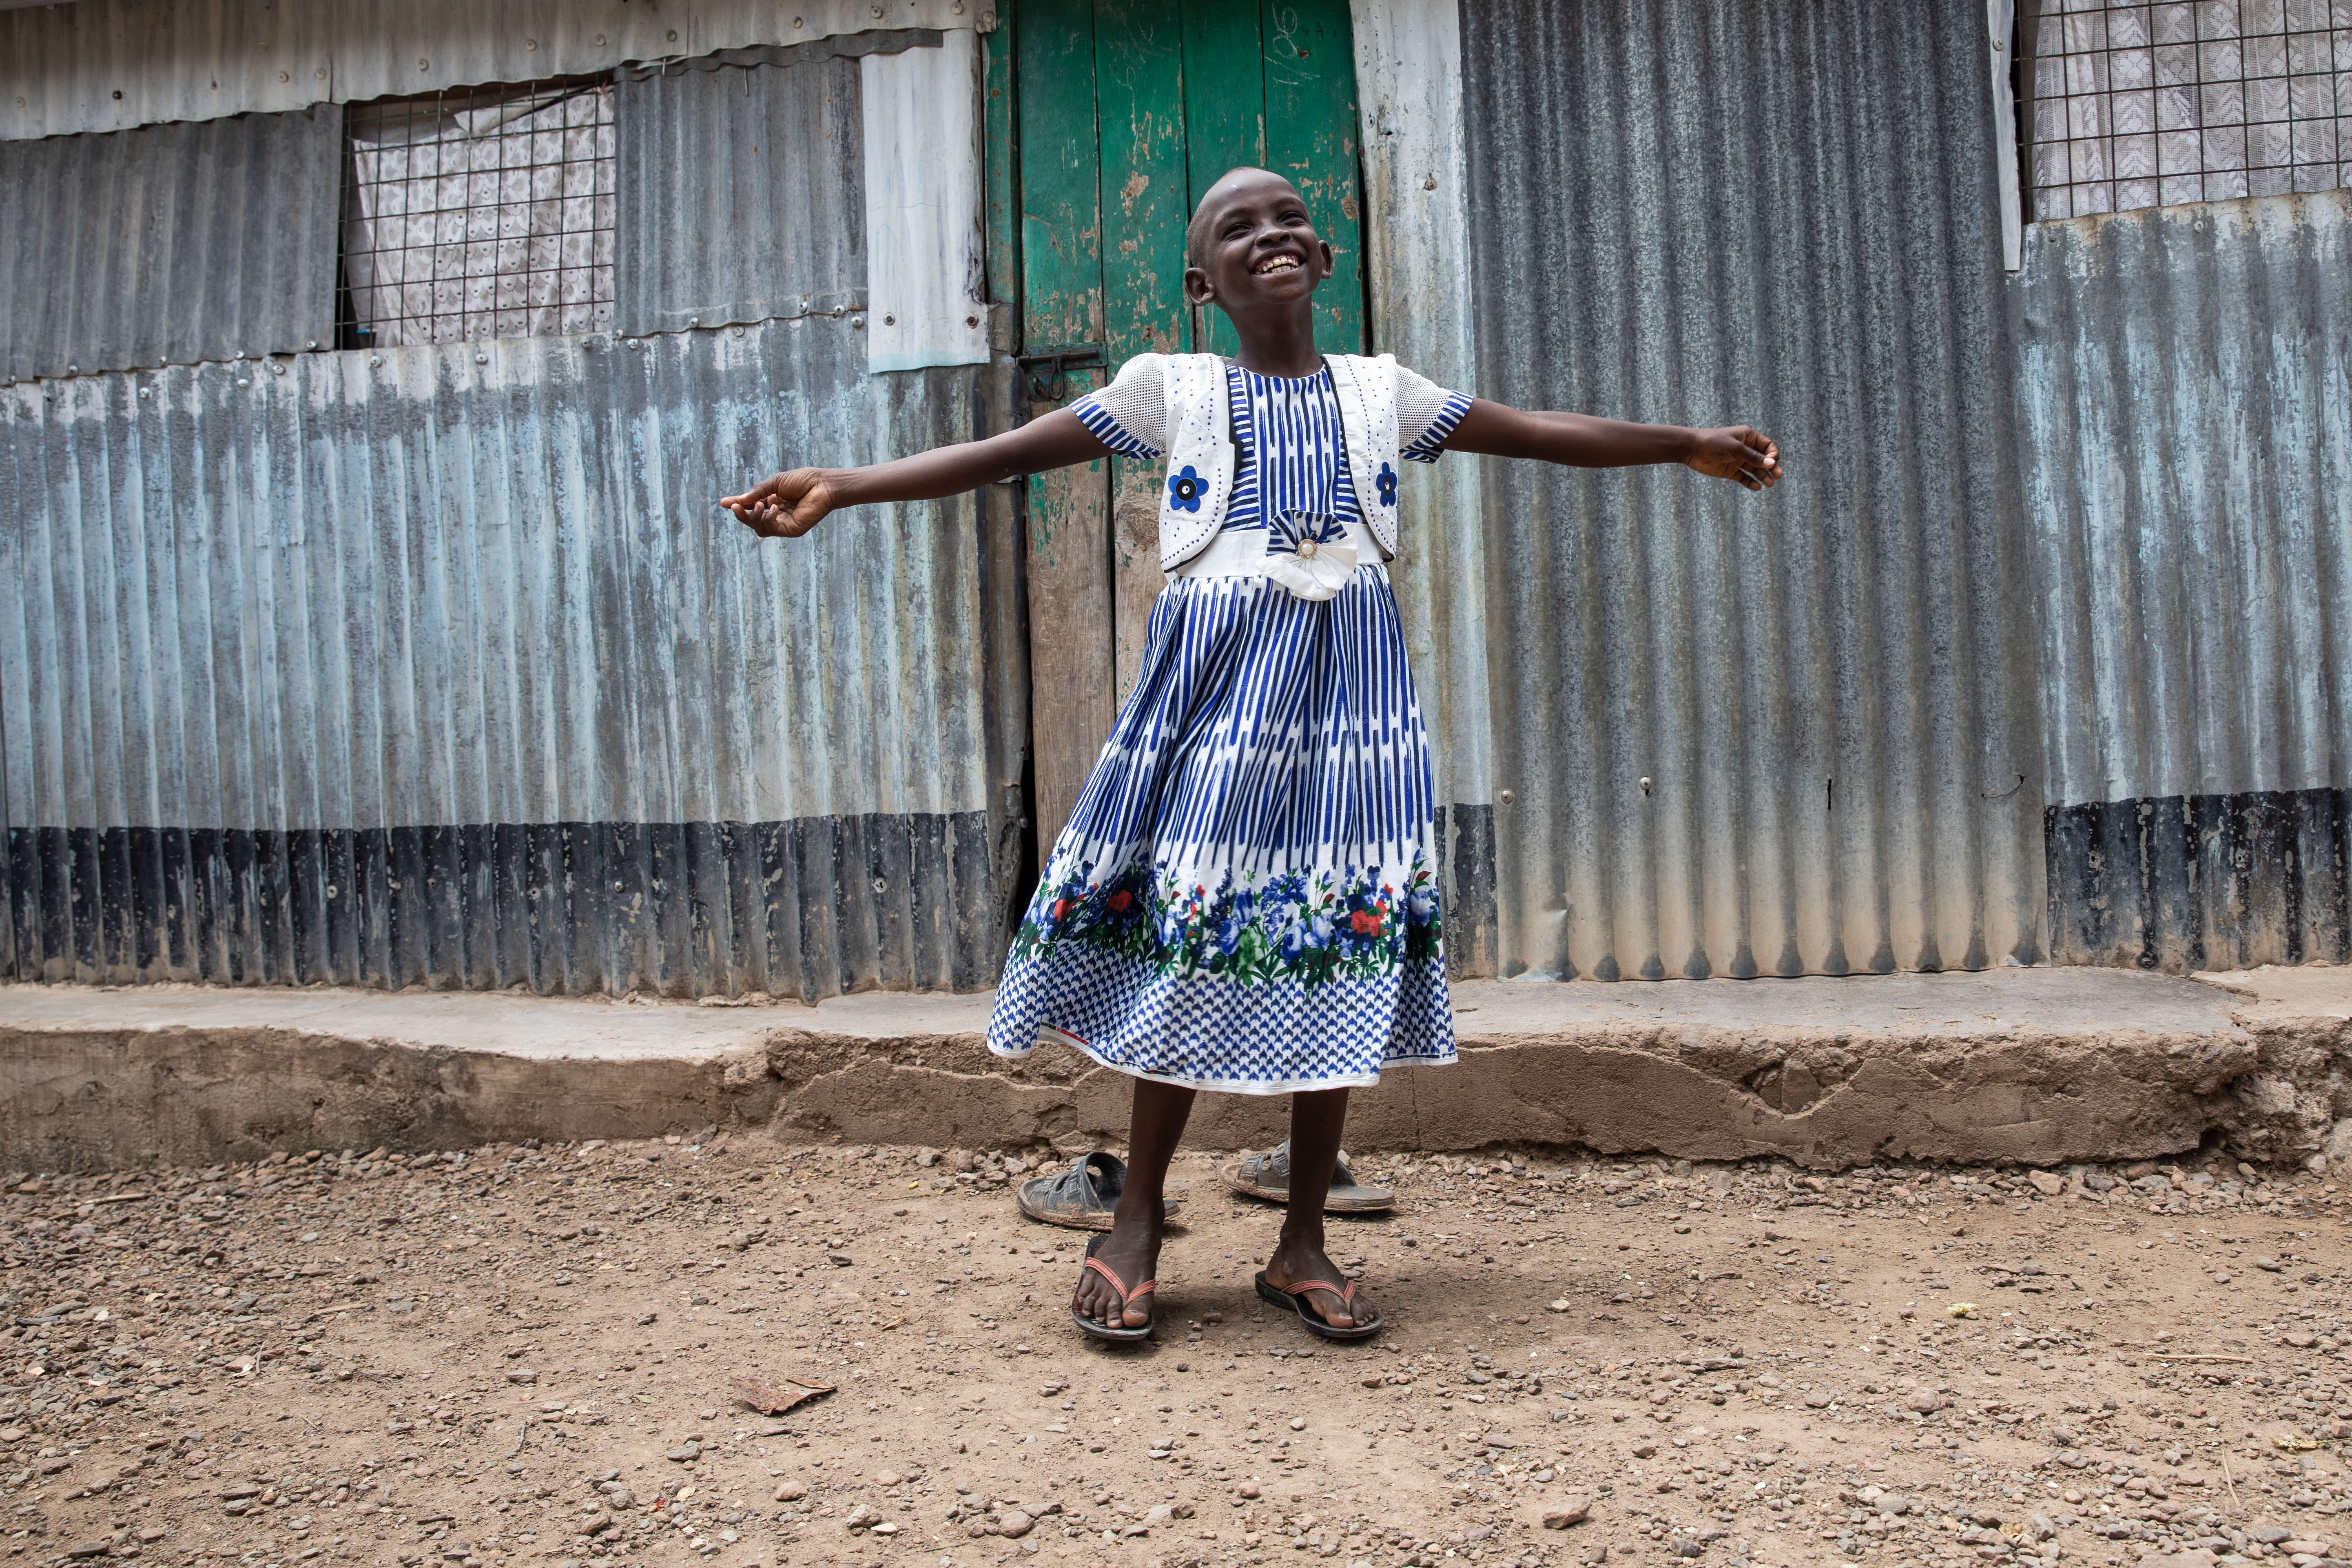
[594,33,607,46]
[792,15,804,26]
[270,362,285,375]
[277,71,289,82]
[1499,789,1515,805]
[418,57,429,70]
[1639,777,1654,794]
[966,315,979,328]
[667,29,678,40]
[883,314,895,326]
[138,388,150,399]
[851,317,865,330]
[688,317,699,328]
[369,356,383,368]
[475,351,488,364]
[525,38,538,51]
[871,5,883,15]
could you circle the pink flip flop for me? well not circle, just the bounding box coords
[1071,1234,1157,1342]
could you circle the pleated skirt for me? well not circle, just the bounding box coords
[985,562,1456,1094]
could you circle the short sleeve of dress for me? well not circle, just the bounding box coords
[1070,354,1169,460]
[1394,362,1474,463]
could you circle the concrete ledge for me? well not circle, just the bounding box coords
[2,966,2348,1172]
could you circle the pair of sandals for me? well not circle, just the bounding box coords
[1019,1147,1386,1344]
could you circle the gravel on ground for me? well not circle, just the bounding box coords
[4,1136,2351,1568]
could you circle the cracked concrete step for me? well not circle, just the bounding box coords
[1,966,2346,1172]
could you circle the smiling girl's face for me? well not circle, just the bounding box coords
[1183,169,1335,313]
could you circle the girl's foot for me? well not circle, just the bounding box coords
[1262,1239,1375,1329]
[1072,1210,1163,1330]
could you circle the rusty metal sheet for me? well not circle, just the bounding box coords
[2016,190,2352,970]
[0,105,339,384]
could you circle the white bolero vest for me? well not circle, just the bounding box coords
[1154,352,1406,573]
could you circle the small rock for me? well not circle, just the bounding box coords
[666,1442,702,1463]
[219,1484,261,1500]
[1903,1392,1943,1414]
[2028,1169,2066,1196]
[505,1369,537,1384]
[64,1544,111,1560]
[916,1149,941,1168]
[1237,1483,1261,1499]
[2256,1256,2285,1272]
[2279,1542,2333,1557]
[1143,1506,1174,1526]
[1289,1416,1307,1431]
[1548,1299,1572,1313]
[1543,1497,1593,1529]
[2133,1552,2218,1568]
[774,1485,806,1502]
[826,1252,854,1268]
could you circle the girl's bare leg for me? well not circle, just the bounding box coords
[1261,1087,1373,1327]
[1072,1078,1195,1329]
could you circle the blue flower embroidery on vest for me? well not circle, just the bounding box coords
[1376,462,1398,508]
[1167,465,1205,513]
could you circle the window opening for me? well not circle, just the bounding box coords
[339,77,616,349]
[2022,0,2350,219]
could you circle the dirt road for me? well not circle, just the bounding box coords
[4,1137,2350,1568]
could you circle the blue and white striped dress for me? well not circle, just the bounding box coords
[986,358,1473,1094]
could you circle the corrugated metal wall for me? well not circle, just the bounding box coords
[1459,0,2048,981]
[612,35,933,338]
[0,106,339,384]
[0,323,1005,997]
[2016,190,2352,970]
[0,0,975,142]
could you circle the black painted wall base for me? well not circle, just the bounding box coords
[2,813,1000,1000]
[2047,784,2351,972]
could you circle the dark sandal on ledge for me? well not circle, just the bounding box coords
[1223,1141,1394,1213]
[1019,1151,1182,1232]
[1255,1269,1386,1341]
[1072,1234,1157,1342]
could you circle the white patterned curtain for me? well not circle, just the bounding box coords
[2031,0,2351,218]
[343,82,616,347]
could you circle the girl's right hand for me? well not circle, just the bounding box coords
[721,468,836,538]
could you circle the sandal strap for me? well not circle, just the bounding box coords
[1282,1278,1355,1304]
[1083,1256,1156,1304]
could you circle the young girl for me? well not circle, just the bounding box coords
[723,167,1780,1344]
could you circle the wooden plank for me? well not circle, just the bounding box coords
[1094,0,1191,707]
[1180,0,1267,360]
[1015,0,1113,866]
[982,3,1021,316]
[1260,0,1366,353]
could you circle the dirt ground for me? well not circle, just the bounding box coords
[6,1133,2352,1568]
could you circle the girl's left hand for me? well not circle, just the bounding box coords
[1683,426,1783,491]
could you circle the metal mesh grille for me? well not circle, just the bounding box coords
[2027,0,2352,218]
[339,78,616,348]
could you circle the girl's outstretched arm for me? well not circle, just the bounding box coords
[720,407,1113,538]
[1444,399,1782,492]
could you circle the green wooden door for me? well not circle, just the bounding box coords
[1001,0,1368,858]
